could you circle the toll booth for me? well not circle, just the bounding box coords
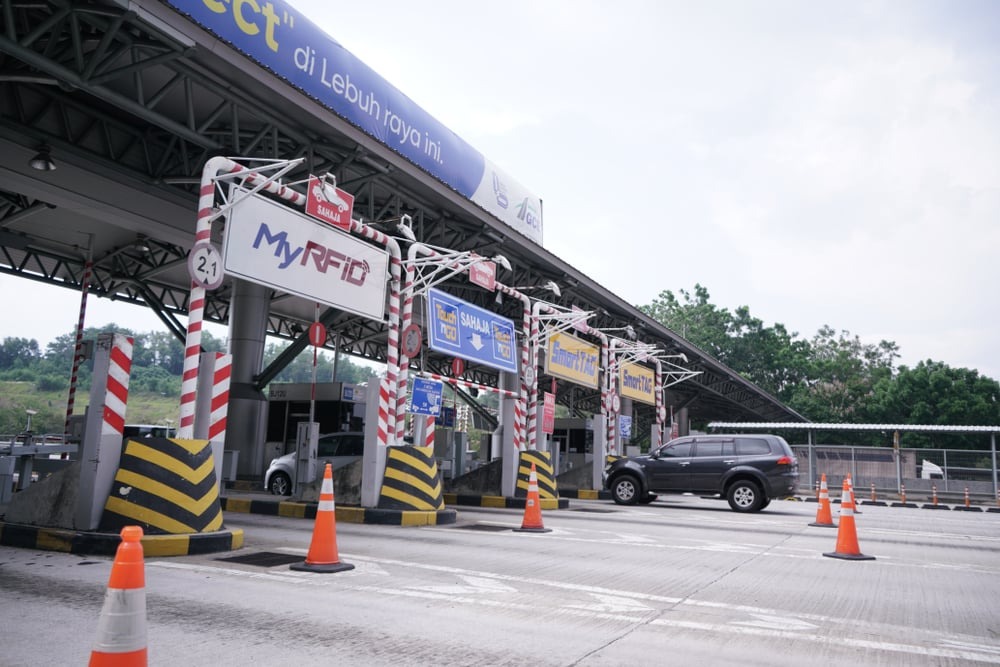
[551,417,595,475]
[265,382,366,461]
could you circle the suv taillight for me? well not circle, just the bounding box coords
[776,456,794,466]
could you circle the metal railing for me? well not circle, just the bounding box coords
[791,444,1000,502]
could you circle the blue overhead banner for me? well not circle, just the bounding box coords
[426,288,517,373]
[163,0,543,245]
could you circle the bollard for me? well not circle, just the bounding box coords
[901,484,907,504]
[932,484,938,506]
[964,487,971,509]
[870,483,876,503]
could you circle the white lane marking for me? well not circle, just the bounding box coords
[425,525,1000,574]
[343,579,1000,664]
[649,619,1000,664]
[939,639,1000,658]
[406,574,517,595]
[733,613,818,631]
[148,551,1000,663]
[565,593,654,614]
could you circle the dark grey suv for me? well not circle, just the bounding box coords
[604,434,799,512]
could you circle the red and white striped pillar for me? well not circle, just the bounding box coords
[102,335,133,438]
[179,157,308,438]
[424,415,436,449]
[75,333,133,531]
[208,352,232,442]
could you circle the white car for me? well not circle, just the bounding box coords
[264,432,365,495]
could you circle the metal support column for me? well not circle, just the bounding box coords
[227,278,271,479]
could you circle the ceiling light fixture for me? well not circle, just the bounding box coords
[29,145,56,171]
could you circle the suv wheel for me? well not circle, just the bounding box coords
[727,480,764,512]
[610,475,641,505]
[269,471,292,496]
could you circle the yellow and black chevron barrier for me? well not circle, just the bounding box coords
[378,445,445,511]
[99,437,223,535]
[516,450,557,499]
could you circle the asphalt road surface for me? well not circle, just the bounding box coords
[3,496,1000,666]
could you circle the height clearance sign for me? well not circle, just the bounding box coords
[425,288,517,373]
[223,188,388,320]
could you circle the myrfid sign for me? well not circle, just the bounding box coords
[223,189,388,320]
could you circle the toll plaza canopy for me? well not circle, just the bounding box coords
[0,0,804,429]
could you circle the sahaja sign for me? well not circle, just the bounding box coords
[164,0,543,246]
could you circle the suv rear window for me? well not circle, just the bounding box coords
[737,438,771,455]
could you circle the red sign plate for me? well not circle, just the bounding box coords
[468,261,496,291]
[308,322,326,347]
[542,392,556,434]
[305,175,354,231]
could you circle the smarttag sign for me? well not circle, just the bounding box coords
[544,331,600,389]
[619,363,656,405]
[425,288,517,373]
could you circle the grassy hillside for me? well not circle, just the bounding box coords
[0,381,178,436]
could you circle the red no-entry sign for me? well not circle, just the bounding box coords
[308,322,326,347]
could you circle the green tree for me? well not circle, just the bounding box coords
[263,342,380,385]
[868,361,1000,448]
[640,284,811,401]
[788,326,899,427]
[0,337,42,369]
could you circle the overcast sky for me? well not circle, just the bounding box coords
[2,0,997,381]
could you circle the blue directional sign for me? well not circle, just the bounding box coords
[426,288,518,373]
[409,378,443,416]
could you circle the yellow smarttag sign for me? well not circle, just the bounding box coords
[544,331,600,388]
[619,363,656,405]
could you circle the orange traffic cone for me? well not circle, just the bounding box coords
[809,474,836,528]
[513,463,552,533]
[847,474,861,514]
[291,463,354,573]
[823,479,875,561]
[89,526,148,667]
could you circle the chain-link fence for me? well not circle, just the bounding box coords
[791,444,1000,503]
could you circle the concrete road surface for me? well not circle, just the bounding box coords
[3,496,999,665]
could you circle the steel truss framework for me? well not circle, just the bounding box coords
[0,0,804,432]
